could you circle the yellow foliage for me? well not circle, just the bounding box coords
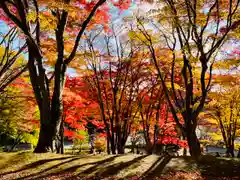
[27,11,57,30]
[165,82,181,90]
[128,31,158,46]
[209,132,223,141]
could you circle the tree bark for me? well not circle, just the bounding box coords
[182,133,187,156]
[51,69,66,153]
[186,129,201,158]
[227,145,235,157]
[117,144,125,154]
[146,142,153,154]
[34,85,52,153]
[111,138,116,154]
[107,135,110,154]
[60,119,64,154]
[34,122,54,153]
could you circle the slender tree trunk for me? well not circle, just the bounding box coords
[59,119,64,154]
[182,133,187,156]
[186,129,201,158]
[107,135,110,154]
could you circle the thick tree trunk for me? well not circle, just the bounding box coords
[145,136,153,154]
[117,138,126,154]
[116,133,129,154]
[34,121,54,153]
[52,102,64,153]
[51,63,66,153]
[34,63,66,153]
[111,138,116,154]
[227,145,235,157]
[117,144,125,154]
[34,95,53,153]
[186,130,201,158]
[146,142,153,155]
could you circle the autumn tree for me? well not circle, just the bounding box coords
[203,81,240,157]
[0,77,38,151]
[137,85,187,154]
[63,76,106,153]
[76,28,152,154]
[0,0,131,153]
[130,0,240,158]
[137,80,164,154]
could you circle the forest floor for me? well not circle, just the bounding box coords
[0,152,240,180]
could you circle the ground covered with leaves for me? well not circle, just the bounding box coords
[0,152,240,180]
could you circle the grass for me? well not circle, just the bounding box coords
[0,152,240,179]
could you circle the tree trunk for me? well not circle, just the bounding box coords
[34,64,66,153]
[117,138,126,154]
[58,119,64,154]
[146,143,153,155]
[145,137,153,154]
[34,121,54,153]
[117,144,125,154]
[186,130,201,158]
[181,133,187,156]
[227,145,235,157]
[111,138,116,154]
[34,94,53,153]
[107,135,110,154]
[52,63,67,153]
[28,46,53,153]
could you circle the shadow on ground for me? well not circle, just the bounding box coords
[197,155,240,179]
[162,155,240,180]
[1,153,240,180]
[16,155,124,180]
[18,154,172,180]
